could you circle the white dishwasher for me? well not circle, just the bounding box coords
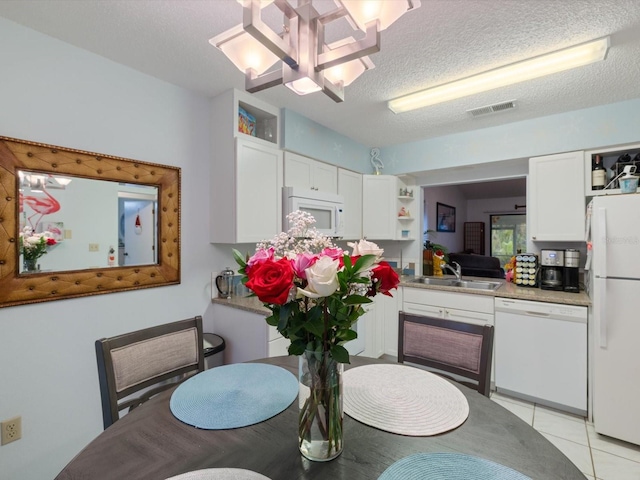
[494,298,587,416]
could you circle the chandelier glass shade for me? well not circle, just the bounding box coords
[210,0,420,102]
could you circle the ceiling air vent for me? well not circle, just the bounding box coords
[467,100,517,117]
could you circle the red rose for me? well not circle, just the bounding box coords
[46,238,57,246]
[371,261,400,297]
[339,255,360,268]
[246,258,294,305]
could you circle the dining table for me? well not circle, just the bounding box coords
[55,355,586,480]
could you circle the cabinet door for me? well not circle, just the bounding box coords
[362,175,395,240]
[338,168,363,240]
[314,161,338,193]
[284,152,313,190]
[236,139,283,243]
[284,152,337,193]
[529,152,585,241]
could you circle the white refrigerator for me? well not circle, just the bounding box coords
[591,194,640,446]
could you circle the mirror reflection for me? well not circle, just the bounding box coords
[19,170,158,273]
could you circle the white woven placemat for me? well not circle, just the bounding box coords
[165,468,270,480]
[343,364,469,436]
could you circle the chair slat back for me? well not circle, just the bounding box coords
[96,316,205,429]
[398,311,494,397]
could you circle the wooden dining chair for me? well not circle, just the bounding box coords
[95,316,205,429]
[398,311,494,397]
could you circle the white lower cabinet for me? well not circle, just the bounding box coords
[359,292,400,358]
[211,303,287,364]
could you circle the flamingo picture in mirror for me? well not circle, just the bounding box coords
[19,173,62,231]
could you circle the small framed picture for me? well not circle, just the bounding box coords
[436,203,456,232]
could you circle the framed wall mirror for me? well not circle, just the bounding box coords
[0,136,181,308]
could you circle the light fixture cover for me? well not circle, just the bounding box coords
[338,0,420,31]
[285,76,323,95]
[209,24,280,76]
[323,37,375,86]
[388,36,610,113]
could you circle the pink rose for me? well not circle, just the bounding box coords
[246,248,274,274]
[321,247,344,260]
[291,253,317,280]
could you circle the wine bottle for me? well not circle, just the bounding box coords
[592,154,606,190]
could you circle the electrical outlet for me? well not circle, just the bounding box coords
[1,416,22,445]
[89,243,99,252]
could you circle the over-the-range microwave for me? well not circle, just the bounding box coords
[283,186,345,238]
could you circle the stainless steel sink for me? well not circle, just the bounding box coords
[454,280,502,291]
[410,277,457,286]
[406,277,502,291]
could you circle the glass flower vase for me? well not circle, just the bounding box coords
[23,257,39,273]
[298,350,344,462]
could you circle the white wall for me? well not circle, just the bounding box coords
[0,18,226,480]
[422,185,467,254]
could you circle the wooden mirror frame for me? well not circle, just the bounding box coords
[0,136,180,308]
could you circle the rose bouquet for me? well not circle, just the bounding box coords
[233,210,399,460]
[19,226,57,271]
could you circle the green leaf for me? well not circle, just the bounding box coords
[265,314,279,327]
[303,316,326,338]
[289,340,306,356]
[278,304,291,332]
[344,295,372,305]
[337,329,357,342]
[353,254,377,274]
[330,344,350,364]
[232,249,247,268]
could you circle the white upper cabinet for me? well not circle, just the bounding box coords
[363,175,416,240]
[210,90,283,243]
[284,152,338,193]
[338,168,363,240]
[528,151,585,242]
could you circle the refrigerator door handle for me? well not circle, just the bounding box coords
[598,280,607,348]
[595,207,607,278]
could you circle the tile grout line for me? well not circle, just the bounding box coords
[583,417,596,479]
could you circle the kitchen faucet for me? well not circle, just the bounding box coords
[442,261,462,281]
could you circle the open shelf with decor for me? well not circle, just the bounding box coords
[584,143,640,196]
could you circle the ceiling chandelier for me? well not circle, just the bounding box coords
[210,0,421,102]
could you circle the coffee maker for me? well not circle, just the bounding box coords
[540,250,564,291]
[563,249,580,293]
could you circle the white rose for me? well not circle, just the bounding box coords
[298,256,339,299]
[347,239,384,260]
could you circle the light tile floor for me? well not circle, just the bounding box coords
[490,391,640,479]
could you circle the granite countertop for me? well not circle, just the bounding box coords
[212,276,591,312]
[211,295,270,315]
[400,275,591,307]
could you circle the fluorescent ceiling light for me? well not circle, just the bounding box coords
[388,36,610,114]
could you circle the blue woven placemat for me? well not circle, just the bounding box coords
[170,363,298,429]
[378,453,532,480]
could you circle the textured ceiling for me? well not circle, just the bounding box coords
[1,0,640,148]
